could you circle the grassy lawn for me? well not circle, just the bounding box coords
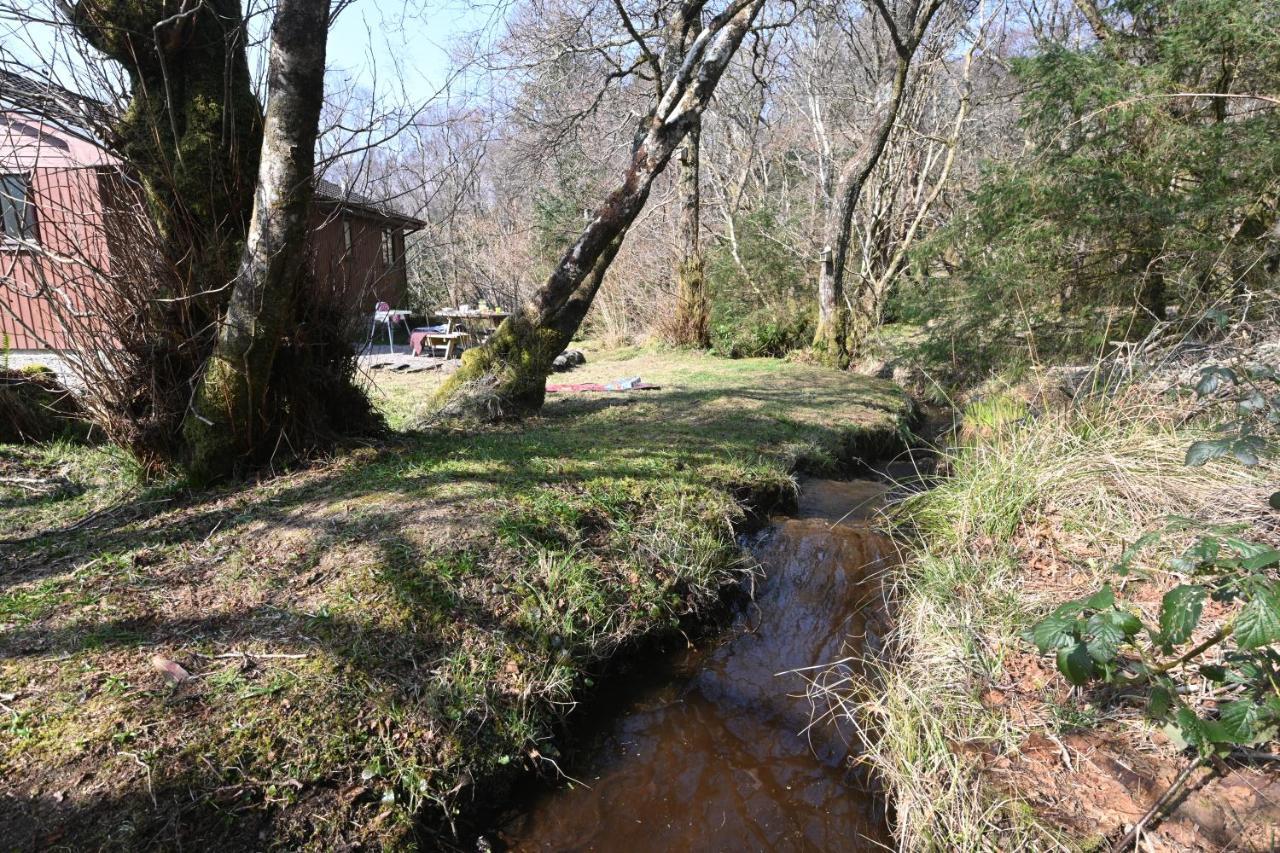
[1,347,909,851]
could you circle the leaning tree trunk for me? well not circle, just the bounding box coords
[813,0,944,369]
[184,0,331,483]
[429,0,764,421]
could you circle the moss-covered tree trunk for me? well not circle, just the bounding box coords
[184,0,331,482]
[69,0,262,467]
[672,118,710,347]
[432,235,627,419]
[71,0,261,313]
[429,0,764,421]
[812,0,944,369]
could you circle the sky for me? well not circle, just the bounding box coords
[325,0,500,102]
[0,0,500,107]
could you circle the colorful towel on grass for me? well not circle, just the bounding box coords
[546,376,661,393]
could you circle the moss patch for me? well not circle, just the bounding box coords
[0,348,909,850]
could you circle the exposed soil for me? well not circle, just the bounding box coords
[973,504,1280,851]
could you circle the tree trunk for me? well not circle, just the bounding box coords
[812,0,944,369]
[671,9,709,348]
[70,0,262,312]
[429,0,763,421]
[183,0,331,482]
[67,0,263,466]
[672,115,710,347]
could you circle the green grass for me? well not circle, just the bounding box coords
[0,347,909,851]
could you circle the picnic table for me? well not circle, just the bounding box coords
[436,308,511,333]
[411,308,512,358]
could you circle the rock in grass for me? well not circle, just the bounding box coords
[551,350,587,372]
[151,655,191,684]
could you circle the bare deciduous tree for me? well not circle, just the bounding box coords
[812,0,946,368]
[430,0,766,420]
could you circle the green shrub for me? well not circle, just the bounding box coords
[710,300,814,359]
[704,205,814,359]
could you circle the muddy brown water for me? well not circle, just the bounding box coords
[498,479,895,852]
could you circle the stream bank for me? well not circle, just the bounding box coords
[488,477,902,851]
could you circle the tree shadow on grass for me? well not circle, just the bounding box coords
[0,521,568,850]
[1,380,904,592]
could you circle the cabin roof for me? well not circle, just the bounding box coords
[313,178,425,231]
[0,72,424,231]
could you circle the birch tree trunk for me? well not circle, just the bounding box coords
[430,0,764,420]
[812,0,944,368]
[184,0,331,482]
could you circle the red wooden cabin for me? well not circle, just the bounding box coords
[0,108,423,377]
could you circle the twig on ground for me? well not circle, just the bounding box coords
[0,490,172,546]
[1110,756,1205,852]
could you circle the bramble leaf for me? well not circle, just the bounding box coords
[1171,537,1219,573]
[1159,585,1206,648]
[1116,531,1163,575]
[1199,664,1227,682]
[1084,585,1115,610]
[1115,609,1144,636]
[1185,439,1231,467]
[1240,548,1280,572]
[1086,609,1132,663]
[1235,586,1280,650]
[1175,707,1207,747]
[1030,608,1081,652]
[1195,367,1236,397]
[1218,700,1261,744]
[1238,391,1267,414]
[1271,491,1280,510]
[1149,684,1172,719]
[1056,642,1096,686]
[1232,438,1261,467]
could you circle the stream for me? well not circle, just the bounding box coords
[496,478,897,851]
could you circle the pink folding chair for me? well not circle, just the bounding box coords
[365,301,408,354]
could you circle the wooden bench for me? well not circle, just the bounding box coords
[420,331,469,359]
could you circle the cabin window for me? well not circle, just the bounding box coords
[0,174,38,244]
[342,217,353,253]
[392,230,405,269]
[382,229,394,267]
